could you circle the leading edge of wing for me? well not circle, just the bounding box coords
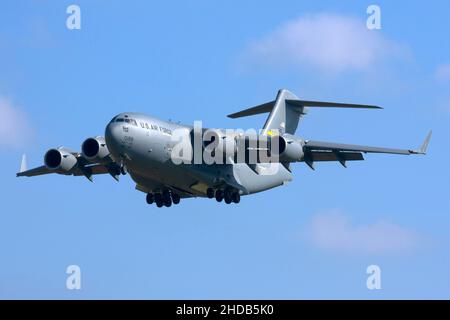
[16,165,52,177]
[304,131,432,156]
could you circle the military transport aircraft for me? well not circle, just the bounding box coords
[17,89,431,208]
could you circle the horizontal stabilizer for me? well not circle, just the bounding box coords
[227,101,275,118]
[228,98,381,119]
[285,99,382,109]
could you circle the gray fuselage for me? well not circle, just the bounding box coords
[105,112,292,198]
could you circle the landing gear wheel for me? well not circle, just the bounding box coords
[206,188,215,199]
[224,189,232,204]
[154,193,163,208]
[164,198,172,207]
[215,189,224,202]
[146,193,154,204]
[120,166,127,175]
[172,193,180,205]
[162,190,172,207]
[232,192,240,204]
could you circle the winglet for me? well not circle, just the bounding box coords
[411,131,432,155]
[19,154,27,173]
[419,130,432,154]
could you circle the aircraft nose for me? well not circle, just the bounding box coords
[105,122,122,155]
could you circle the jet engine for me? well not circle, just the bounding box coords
[270,135,304,163]
[81,136,110,161]
[44,147,78,171]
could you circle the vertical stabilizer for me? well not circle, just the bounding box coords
[262,89,306,135]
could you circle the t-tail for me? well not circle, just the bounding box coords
[227,89,382,135]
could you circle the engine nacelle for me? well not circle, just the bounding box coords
[271,135,304,163]
[81,136,110,161]
[44,147,78,171]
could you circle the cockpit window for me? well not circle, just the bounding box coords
[113,117,137,126]
[120,118,138,126]
[109,116,117,123]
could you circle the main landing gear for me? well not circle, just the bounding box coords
[146,190,181,208]
[206,187,240,204]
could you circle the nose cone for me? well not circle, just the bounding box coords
[105,122,122,158]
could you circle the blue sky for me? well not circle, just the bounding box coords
[0,0,449,299]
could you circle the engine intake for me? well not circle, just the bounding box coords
[82,136,110,161]
[44,148,77,171]
[271,135,304,163]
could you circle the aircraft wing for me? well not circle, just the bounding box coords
[302,131,432,168]
[17,163,111,177]
[16,152,122,181]
[16,165,52,177]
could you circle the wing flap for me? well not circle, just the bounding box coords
[307,151,364,162]
[304,140,413,155]
[71,164,110,176]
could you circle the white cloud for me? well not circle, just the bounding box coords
[243,13,404,74]
[303,210,419,255]
[0,96,32,148]
[435,63,450,82]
